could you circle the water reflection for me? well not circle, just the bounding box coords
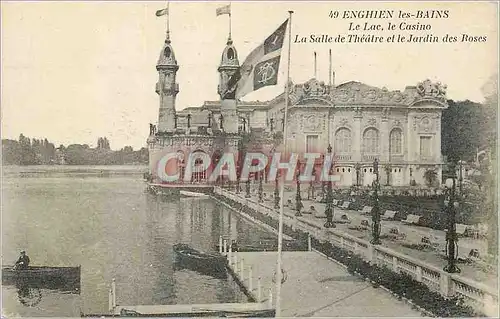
[2,168,277,316]
[16,284,42,307]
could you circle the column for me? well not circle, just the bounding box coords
[380,116,389,162]
[406,114,413,185]
[353,109,362,162]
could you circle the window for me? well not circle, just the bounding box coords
[389,129,403,154]
[335,128,351,154]
[164,47,171,58]
[363,128,379,153]
[306,135,319,153]
[227,48,235,60]
[420,136,432,157]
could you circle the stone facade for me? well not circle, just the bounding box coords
[266,78,447,187]
[148,31,448,187]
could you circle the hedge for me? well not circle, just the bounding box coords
[212,192,482,317]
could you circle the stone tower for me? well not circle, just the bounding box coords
[217,37,239,134]
[156,31,179,133]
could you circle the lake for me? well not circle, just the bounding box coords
[1,165,275,316]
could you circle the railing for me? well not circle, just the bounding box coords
[214,187,499,317]
[362,154,379,162]
[219,237,274,307]
[335,154,352,161]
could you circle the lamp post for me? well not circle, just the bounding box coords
[443,161,461,273]
[245,178,251,198]
[309,167,316,200]
[258,172,264,203]
[324,144,335,228]
[355,162,361,187]
[295,167,303,217]
[384,164,391,186]
[274,176,280,209]
[236,175,241,193]
[371,158,381,245]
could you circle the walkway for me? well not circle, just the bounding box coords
[248,187,496,288]
[229,251,425,317]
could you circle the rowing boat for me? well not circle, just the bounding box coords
[2,266,81,291]
[173,244,227,278]
[179,190,209,198]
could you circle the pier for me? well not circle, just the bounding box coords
[224,250,423,317]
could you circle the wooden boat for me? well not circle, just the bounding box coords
[179,190,209,198]
[173,244,227,278]
[2,265,81,291]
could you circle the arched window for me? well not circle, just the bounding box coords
[389,128,403,155]
[176,151,185,182]
[335,128,351,154]
[164,47,171,58]
[227,48,235,60]
[363,128,379,153]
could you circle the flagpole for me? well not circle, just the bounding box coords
[229,2,232,40]
[166,1,170,39]
[275,10,293,318]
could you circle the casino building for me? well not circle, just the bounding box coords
[147,24,448,188]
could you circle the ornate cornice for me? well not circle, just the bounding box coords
[286,78,449,108]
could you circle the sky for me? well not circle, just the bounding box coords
[1,1,498,150]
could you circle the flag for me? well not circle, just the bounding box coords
[156,8,168,17]
[216,4,231,16]
[224,19,288,99]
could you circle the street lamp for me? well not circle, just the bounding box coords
[443,161,461,273]
[384,164,391,186]
[355,162,361,187]
[324,144,335,228]
[274,176,280,209]
[295,164,303,217]
[371,158,381,245]
[258,172,264,203]
[245,178,251,198]
[308,167,316,200]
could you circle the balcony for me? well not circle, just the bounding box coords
[335,154,352,161]
[362,154,379,162]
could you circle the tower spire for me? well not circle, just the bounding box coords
[228,2,232,42]
[314,51,317,79]
[166,1,171,43]
[329,49,332,86]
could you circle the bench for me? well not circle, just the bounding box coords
[387,227,407,240]
[360,219,370,229]
[359,206,373,215]
[402,214,421,225]
[314,205,327,218]
[335,213,351,224]
[381,210,397,220]
[303,205,316,214]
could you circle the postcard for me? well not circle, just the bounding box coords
[1,1,498,318]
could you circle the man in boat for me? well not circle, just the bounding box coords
[15,251,30,270]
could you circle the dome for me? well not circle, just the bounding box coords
[219,39,239,68]
[157,40,178,70]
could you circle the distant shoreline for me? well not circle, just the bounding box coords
[2,164,148,175]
